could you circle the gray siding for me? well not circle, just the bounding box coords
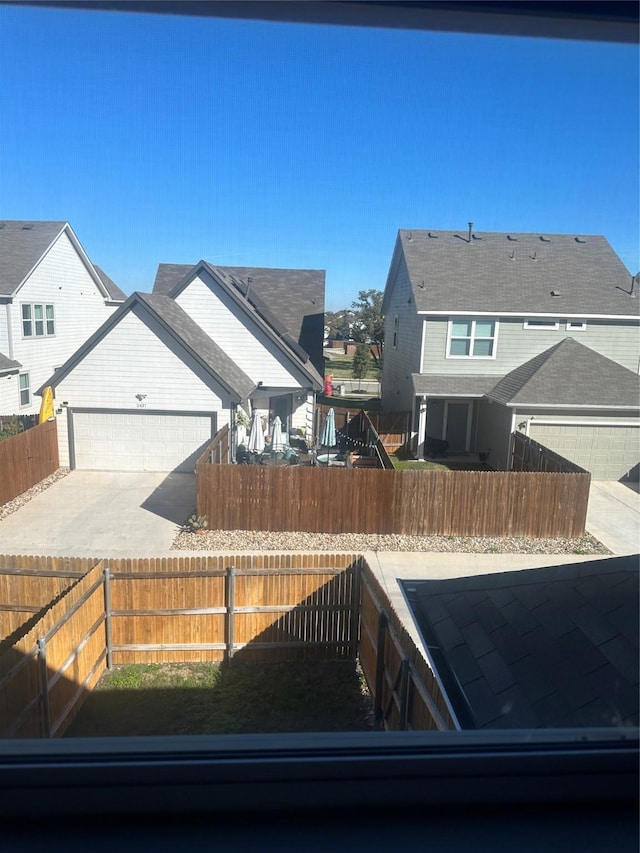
[421,316,640,376]
[476,399,514,471]
[381,254,423,410]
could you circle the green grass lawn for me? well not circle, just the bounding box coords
[64,660,374,737]
[389,453,494,471]
[324,354,380,382]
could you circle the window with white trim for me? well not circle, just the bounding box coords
[566,320,587,331]
[19,372,30,407]
[447,318,497,358]
[392,315,399,348]
[523,319,559,330]
[22,303,55,337]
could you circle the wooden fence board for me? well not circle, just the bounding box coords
[0,420,59,506]
[198,462,590,538]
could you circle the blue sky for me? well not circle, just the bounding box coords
[0,6,637,310]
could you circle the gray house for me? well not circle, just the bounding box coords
[381,228,640,480]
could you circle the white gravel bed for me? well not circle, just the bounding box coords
[172,528,609,555]
[0,468,71,522]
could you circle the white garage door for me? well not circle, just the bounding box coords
[72,411,216,472]
[530,423,640,480]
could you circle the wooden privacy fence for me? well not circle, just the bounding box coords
[512,432,590,475]
[197,466,590,538]
[0,419,59,506]
[358,562,456,732]
[0,565,107,738]
[0,563,86,640]
[315,406,411,456]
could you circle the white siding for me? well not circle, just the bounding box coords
[0,304,10,356]
[5,229,119,415]
[422,316,640,375]
[0,374,18,416]
[176,272,309,389]
[53,306,232,465]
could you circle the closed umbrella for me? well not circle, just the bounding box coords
[38,386,55,423]
[247,410,265,456]
[271,415,285,453]
[320,407,336,448]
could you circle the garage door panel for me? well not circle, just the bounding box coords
[530,424,639,480]
[72,411,215,472]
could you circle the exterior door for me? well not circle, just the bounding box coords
[444,402,471,452]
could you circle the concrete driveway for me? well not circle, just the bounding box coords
[586,480,640,556]
[0,471,197,557]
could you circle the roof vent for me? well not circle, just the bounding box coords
[575,236,586,243]
[530,252,537,261]
[468,222,473,242]
[428,232,438,238]
[551,290,561,297]
[509,250,515,260]
[472,234,482,240]
[540,235,551,242]
[507,235,518,241]
[21,224,33,230]
[406,231,412,241]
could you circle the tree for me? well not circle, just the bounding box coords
[351,342,371,390]
[324,309,354,341]
[350,289,384,363]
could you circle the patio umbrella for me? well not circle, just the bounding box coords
[271,415,285,453]
[247,410,265,456]
[320,407,336,448]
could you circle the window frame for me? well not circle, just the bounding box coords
[446,317,498,359]
[392,315,399,348]
[523,319,560,330]
[566,320,587,331]
[19,372,30,407]
[21,303,56,338]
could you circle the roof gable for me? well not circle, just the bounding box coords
[0,220,124,302]
[392,229,639,317]
[487,338,640,408]
[38,292,255,403]
[153,261,325,377]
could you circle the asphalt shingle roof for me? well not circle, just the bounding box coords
[94,265,126,302]
[0,221,66,296]
[394,229,639,317]
[404,555,639,729]
[152,262,325,377]
[412,374,499,397]
[134,293,256,401]
[0,353,21,374]
[487,338,640,408]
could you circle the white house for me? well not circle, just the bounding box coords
[0,221,125,417]
[39,261,325,472]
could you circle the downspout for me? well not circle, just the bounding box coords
[507,411,518,471]
[6,303,14,359]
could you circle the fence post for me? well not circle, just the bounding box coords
[349,560,362,660]
[374,609,387,730]
[37,637,51,739]
[103,567,113,670]
[399,657,411,731]
[227,566,236,660]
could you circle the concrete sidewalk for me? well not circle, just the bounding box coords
[586,481,640,556]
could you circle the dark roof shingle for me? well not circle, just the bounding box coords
[394,229,639,317]
[0,221,66,296]
[487,338,640,407]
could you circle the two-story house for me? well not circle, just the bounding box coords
[0,221,125,416]
[381,227,640,480]
[39,260,324,472]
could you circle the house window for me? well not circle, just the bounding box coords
[447,318,497,358]
[523,319,559,330]
[21,303,55,337]
[566,320,586,331]
[19,373,30,407]
[393,315,399,348]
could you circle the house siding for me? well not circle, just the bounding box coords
[476,399,515,472]
[421,316,640,375]
[5,230,118,415]
[381,253,423,410]
[53,306,232,466]
[0,304,10,356]
[175,272,310,389]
